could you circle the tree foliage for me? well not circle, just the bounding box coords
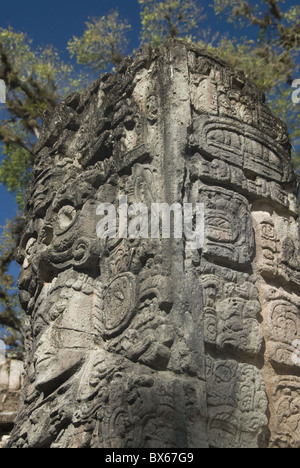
[212,0,300,86]
[0,27,89,210]
[67,10,132,71]
[138,0,206,47]
[0,216,24,358]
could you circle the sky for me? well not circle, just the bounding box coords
[0,0,142,53]
[0,0,298,280]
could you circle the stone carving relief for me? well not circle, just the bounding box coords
[270,377,300,448]
[266,300,300,370]
[252,211,300,284]
[201,273,263,355]
[190,116,288,183]
[205,356,268,448]
[7,40,300,448]
[194,185,254,267]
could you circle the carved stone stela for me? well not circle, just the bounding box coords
[7,40,300,448]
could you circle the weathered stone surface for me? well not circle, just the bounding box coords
[7,40,300,448]
[0,359,23,447]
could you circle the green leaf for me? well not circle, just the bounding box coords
[67,10,131,71]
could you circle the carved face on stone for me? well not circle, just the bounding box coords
[32,280,95,392]
[17,169,102,394]
[18,176,100,312]
[18,234,40,311]
[38,195,100,281]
